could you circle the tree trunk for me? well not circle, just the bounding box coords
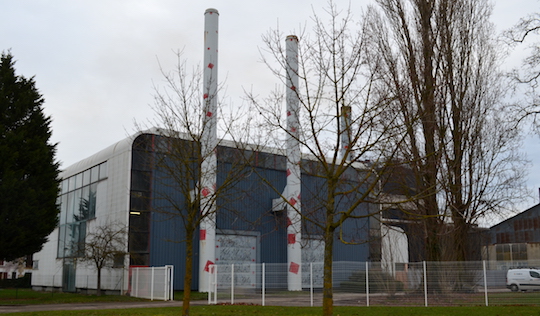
[97,267,102,296]
[182,226,195,316]
[322,225,335,316]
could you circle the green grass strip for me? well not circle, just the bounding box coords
[3,306,540,316]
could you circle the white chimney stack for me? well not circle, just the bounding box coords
[285,35,302,291]
[199,7,219,293]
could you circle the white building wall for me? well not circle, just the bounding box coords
[32,132,137,292]
[31,226,63,289]
[381,224,408,276]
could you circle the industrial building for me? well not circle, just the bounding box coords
[30,129,380,293]
[484,203,540,269]
[30,8,404,294]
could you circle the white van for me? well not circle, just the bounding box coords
[506,268,540,292]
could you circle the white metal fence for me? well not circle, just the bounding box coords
[129,265,174,301]
[208,260,540,307]
[31,270,125,293]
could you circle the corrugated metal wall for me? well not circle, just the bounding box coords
[135,136,372,290]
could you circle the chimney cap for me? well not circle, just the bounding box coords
[205,8,219,15]
[286,35,298,41]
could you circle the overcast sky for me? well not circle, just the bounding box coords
[1,0,539,212]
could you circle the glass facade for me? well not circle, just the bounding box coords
[128,135,153,266]
[57,162,108,258]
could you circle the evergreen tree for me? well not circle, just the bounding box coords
[0,52,60,261]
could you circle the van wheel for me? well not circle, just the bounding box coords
[510,284,519,292]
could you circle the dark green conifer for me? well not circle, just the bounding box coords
[0,52,60,261]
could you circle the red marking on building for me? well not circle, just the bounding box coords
[297,193,301,200]
[203,93,209,99]
[204,260,215,272]
[208,63,214,69]
[287,111,291,116]
[287,217,292,227]
[289,262,300,274]
[202,187,210,197]
[288,233,296,244]
[200,229,206,240]
[206,111,213,117]
[289,197,297,206]
[286,169,291,177]
[290,85,296,91]
[291,127,297,133]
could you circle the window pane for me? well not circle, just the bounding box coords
[99,162,108,180]
[77,222,86,257]
[131,171,151,191]
[57,224,66,258]
[74,173,83,189]
[68,176,76,193]
[66,192,74,225]
[64,224,75,257]
[88,183,97,218]
[91,166,99,183]
[129,231,149,252]
[74,186,90,221]
[82,169,91,186]
[59,195,68,225]
[61,180,69,194]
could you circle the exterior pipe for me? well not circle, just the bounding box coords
[199,8,219,292]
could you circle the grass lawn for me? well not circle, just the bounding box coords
[1,289,539,315]
[0,288,146,305]
[3,306,540,316]
[0,289,207,305]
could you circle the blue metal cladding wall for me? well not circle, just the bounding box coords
[145,140,372,290]
[299,170,370,262]
[149,163,200,290]
[216,162,289,264]
[216,158,371,265]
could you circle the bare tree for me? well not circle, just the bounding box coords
[368,0,528,264]
[137,48,254,316]
[247,3,401,315]
[79,223,127,296]
[504,13,540,129]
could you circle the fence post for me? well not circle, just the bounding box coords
[483,260,488,306]
[170,265,174,301]
[310,262,313,307]
[151,266,155,301]
[208,265,212,304]
[231,264,235,305]
[213,265,218,304]
[262,263,265,306]
[366,261,369,307]
[423,261,428,307]
[164,266,168,301]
